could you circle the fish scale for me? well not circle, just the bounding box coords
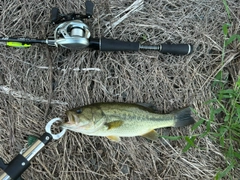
[100,112,175,137]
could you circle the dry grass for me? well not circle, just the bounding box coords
[0,0,240,179]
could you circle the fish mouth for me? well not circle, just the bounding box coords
[64,111,75,125]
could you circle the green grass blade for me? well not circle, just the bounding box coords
[222,0,231,19]
[191,118,205,131]
[215,162,234,180]
[222,23,229,36]
[182,136,196,153]
[160,136,182,141]
[226,34,240,46]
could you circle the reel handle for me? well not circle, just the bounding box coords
[89,38,193,55]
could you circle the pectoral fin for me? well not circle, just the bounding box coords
[105,120,123,130]
[142,130,159,141]
[107,135,121,142]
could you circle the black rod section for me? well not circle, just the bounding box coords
[100,38,139,51]
[89,38,139,51]
[89,38,100,50]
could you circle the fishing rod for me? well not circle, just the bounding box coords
[0,1,193,55]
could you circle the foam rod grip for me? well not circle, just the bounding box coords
[100,38,139,51]
[160,44,193,55]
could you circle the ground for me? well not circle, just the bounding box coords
[0,0,239,179]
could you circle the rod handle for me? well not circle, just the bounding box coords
[101,38,139,51]
[89,38,193,55]
[160,44,193,55]
[89,38,139,51]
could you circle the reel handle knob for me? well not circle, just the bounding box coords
[85,0,94,18]
[50,7,60,23]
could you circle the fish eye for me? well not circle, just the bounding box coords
[76,109,82,114]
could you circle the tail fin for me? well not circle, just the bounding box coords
[174,107,195,127]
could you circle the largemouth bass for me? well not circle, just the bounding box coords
[61,102,195,142]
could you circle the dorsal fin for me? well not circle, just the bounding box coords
[136,103,158,112]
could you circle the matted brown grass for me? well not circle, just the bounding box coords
[0,0,239,179]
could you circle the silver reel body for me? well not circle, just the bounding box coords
[54,20,91,50]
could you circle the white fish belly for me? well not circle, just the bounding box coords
[90,119,175,137]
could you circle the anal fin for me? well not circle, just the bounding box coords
[106,136,121,142]
[142,130,159,141]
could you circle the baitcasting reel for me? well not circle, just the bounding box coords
[0,0,193,55]
[51,0,93,50]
